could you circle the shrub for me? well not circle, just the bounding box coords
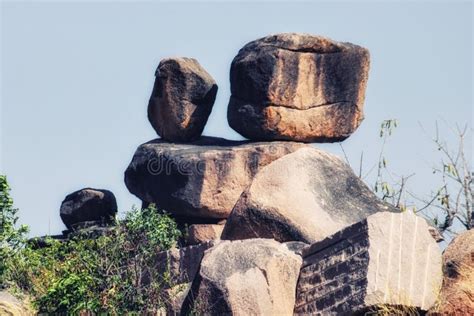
[0,175,28,288]
[5,202,182,314]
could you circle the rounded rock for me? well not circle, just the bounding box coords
[60,188,117,230]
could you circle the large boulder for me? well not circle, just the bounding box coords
[429,230,474,314]
[295,212,443,314]
[124,137,306,222]
[60,188,117,230]
[222,147,397,243]
[181,239,302,315]
[148,57,218,142]
[228,33,370,142]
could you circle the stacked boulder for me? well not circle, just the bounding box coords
[124,33,443,314]
[228,33,369,142]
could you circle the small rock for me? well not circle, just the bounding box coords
[428,230,474,314]
[148,57,218,142]
[124,136,306,221]
[221,147,397,243]
[181,239,302,315]
[228,33,370,142]
[294,211,443,314]
[60,188,117,231]
[186,223,224,245]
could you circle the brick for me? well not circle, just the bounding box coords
[294,212,443,314]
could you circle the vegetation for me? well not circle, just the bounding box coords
[1,175,182,314]
[0,175,29,287]
[341,120,472,241]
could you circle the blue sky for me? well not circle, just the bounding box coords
[1,1,472,237]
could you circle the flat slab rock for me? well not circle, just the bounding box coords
[181,239,302,315]
[222,147,398,243]
[124,137,306,221]
[294,211,443,314]
[228,33,370,142]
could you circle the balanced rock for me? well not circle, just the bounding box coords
[148,57,218,142]
[222,147,397,243]
[295,211,443,314]
[186,223,225,245]
[60,188,117,230]
[124,137,306,222]
[182,239,302,315]
[429,230,474,314]
[228,33,370,142]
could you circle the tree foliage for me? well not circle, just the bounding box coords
[0,175,28,287]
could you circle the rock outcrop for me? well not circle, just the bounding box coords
[221,147,397,243]
[182,239,302,315]
[148,57,218,142]
[116,33,448,315]
[228,33,370,142]
[429,230,474,314]
[124,137,306,222]
[294,211,443,314]
[60,188,117,230]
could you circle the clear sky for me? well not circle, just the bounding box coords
[1,1,472,237]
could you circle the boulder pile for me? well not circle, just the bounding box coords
[52,33,444,314]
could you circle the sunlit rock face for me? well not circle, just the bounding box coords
[181,239,302,315]
[124,137,307,222]
[222,147,397,244]
[228,33,370,142]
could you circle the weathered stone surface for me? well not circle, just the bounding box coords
[186,223,224,245]
[60,188,117,230]
[294,212,443,314]
[283,241,309,257]
[228,33,370,142]
[429,230,474,315]
[0,291,33,315]
[221,147,397,243]
[182,239,302,315]
[124,137,306,221]
[152,241,217,315]
[148,57,218,142]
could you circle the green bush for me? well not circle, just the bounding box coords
[3,183,182,314]
[0,175,29,288]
